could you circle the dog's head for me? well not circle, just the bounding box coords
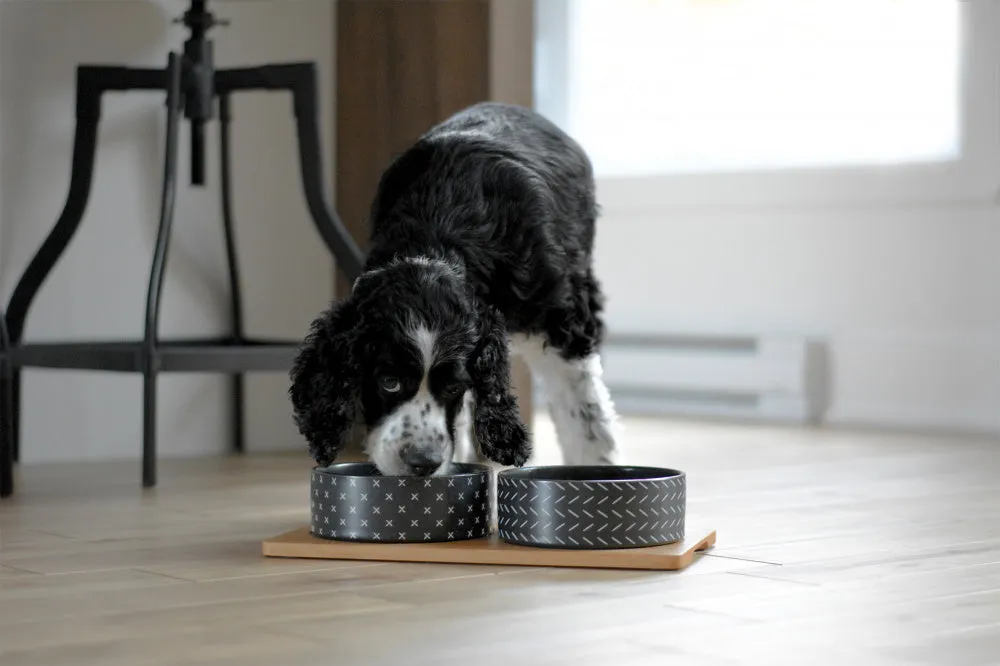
[289,257,531,476]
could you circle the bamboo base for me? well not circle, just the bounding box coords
[262,526,716,571]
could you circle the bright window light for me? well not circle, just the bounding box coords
[535,0,962,177]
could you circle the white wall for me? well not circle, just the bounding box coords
[0,0,338,463]
[544,0,1000,435]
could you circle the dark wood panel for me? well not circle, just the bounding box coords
[335,0,490,296]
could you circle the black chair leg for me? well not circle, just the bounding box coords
[219,93,245,455]
[231,375,245,455]
[1,386,11,498]
[9,370,19,464]
[1,312,13,498]
[142,371,159,488]
[288,66,365,282]
[215,63,365,282]
[141,53,183,488]
[4,67,104,467]
[1,395,12,498]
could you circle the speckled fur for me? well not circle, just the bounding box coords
[289,102,618,474]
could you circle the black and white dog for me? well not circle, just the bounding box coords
[289,102,620,477]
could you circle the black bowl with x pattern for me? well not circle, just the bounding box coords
[496,465,686,549]
[310,463,491,543]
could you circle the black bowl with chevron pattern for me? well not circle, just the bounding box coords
[496,466,686,549]
[310,463,491,543]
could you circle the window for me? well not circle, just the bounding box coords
[534,0,962,178]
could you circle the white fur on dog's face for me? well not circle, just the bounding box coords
[364,327,468,476]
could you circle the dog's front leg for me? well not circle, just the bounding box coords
[514,336,621,466]
[451,390,480,465]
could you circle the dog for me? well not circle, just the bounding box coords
[289,102,620,476]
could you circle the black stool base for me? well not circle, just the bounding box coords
[0,54,363,496]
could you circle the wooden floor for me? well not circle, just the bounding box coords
[1,413,998,666]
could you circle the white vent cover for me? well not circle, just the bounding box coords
[593,333,829,424]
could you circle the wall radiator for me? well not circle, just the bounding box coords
[535,333,829,425]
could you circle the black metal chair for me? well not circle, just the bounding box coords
[1,0,364,496]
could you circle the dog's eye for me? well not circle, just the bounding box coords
[433,378,469,403]
[378,376,401,393]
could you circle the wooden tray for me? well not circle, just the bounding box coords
[262,526,716,571]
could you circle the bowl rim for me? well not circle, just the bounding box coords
[498,464,685,484]
[312,461,491,480]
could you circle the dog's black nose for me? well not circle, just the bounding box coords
[403,448,443,477]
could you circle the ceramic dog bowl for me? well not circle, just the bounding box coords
[496,465,686,549]
[310,462,491,543]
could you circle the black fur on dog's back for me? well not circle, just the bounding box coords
[363,102,605,360]
[290,102,611,471]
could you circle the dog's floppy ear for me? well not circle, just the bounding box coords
[289,297,363,467]
[468,303,531,467]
